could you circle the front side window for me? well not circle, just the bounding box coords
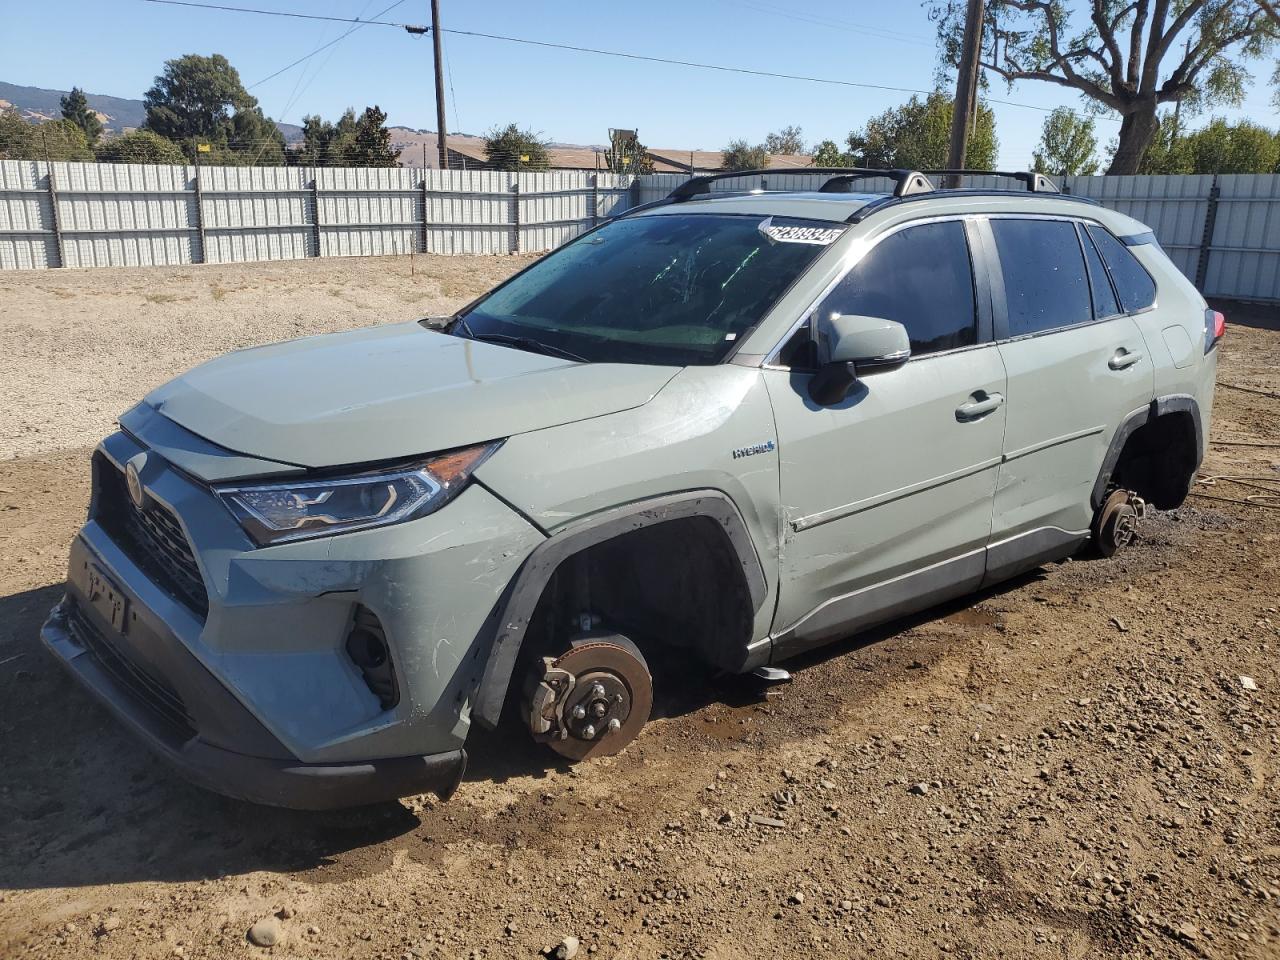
[1086,224,1157,313]
[813,220,977,357]
[991,218,1092,337]
[458,213,839,366]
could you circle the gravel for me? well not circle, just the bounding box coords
[0,254,533,460]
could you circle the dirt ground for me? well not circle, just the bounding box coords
[1,257,1278,960]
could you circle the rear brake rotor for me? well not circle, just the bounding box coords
[532,640,653,761]
[1094,488,1145,557]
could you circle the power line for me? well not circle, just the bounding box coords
[248,0,409,89]
[439,25,1069,116]
[142,0,417,29]
[142,0,1109,119]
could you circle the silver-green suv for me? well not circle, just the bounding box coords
[41,169,1221,808]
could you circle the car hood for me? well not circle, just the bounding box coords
[146,322,680,468]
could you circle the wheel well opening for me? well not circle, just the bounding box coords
[1109,411,1199,510]
[520,516,757,675]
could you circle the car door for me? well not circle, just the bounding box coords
[762,218,1007,658]
[982,216,1155,581]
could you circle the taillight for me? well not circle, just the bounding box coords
[1205,309,1225,353]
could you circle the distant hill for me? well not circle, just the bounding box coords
[0,81,304,141]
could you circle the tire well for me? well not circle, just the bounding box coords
[521,516,756,674]
[1109,411,1199,510]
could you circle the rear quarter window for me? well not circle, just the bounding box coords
[1086,224,1157,313]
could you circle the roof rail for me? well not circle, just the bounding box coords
[666,167,934,201]
[924,170,1060,194]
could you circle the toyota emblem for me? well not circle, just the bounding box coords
[125,460,145,509]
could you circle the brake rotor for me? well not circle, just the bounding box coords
[543,641,653,761]
[1095,488,1143,557]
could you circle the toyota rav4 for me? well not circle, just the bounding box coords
[42,168,1221,808]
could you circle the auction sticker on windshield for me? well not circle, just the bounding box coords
[757,217,844,246]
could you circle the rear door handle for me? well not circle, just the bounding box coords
[955,392,1005,421]
[1108,348,1144,370]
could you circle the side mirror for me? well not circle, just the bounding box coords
[809,314,911,405]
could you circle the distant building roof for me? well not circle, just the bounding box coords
[396,134,607,171]
[394,134,815,174]
[647,149,816,173]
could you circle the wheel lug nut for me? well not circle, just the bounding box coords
[590,682,606,698]
[582,723,597,739]
[571,704,587,720]
[607,718,621,734]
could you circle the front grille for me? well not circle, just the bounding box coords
[66,600,197,743]
[95,458,210,618]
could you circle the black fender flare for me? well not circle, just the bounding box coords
[470,490,768,730]
[1091,394,1203,510]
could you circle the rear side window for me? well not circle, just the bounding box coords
[816,220,976,356]
[1079,224,1121,319]
[1086,225,1157,313]
[991,219,1091,336]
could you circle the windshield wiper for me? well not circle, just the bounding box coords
[463,329,588,363]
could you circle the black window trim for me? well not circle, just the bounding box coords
[982,213,1159,345]
[762,213,995,371]
[1083,221,1160,319]
[1076,221,1124,323]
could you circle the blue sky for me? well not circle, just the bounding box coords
[5,0,1277,167]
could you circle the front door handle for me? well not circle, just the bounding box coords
[1108,348,1144,370]
[955,391,1005,422]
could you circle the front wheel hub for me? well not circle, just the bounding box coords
[526,638,652,761]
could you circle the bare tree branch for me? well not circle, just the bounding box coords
[1140,0,1171,92]
[979,57,1127,109]
[1127,0,1150,88]
[1092,0,1130,89]
[1153,0,1213,67]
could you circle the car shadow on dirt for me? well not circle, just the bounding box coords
[0,564,1055,891]
[0,583,425,892]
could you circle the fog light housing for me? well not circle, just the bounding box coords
[346,605,398,710]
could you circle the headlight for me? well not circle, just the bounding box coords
[216,443,499,545]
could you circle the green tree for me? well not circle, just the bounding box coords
[811,139,853,166]
[764,125,805,154]
[1139,113,1280,172]
[95,129,187,165]
[603,128,654,174]
[1032,107,1100,176]
[3,119,95,161]
[721,139,770,170]
[60,87,103,146]
[143,53,284,164]
[348,106,399,167]
[0,108,37,160]
[928,0,1278,174]
[846,93,996,170]
[1183,116,1280,171]
[483,123,550,171]
[226,105,285,165]
[299,109,358,166]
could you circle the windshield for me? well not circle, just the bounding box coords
[457,213,842,365]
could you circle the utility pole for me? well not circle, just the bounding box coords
[946,0,985,186]
[430,0,449,169]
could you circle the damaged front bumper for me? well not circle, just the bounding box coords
[38,420,544,809]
